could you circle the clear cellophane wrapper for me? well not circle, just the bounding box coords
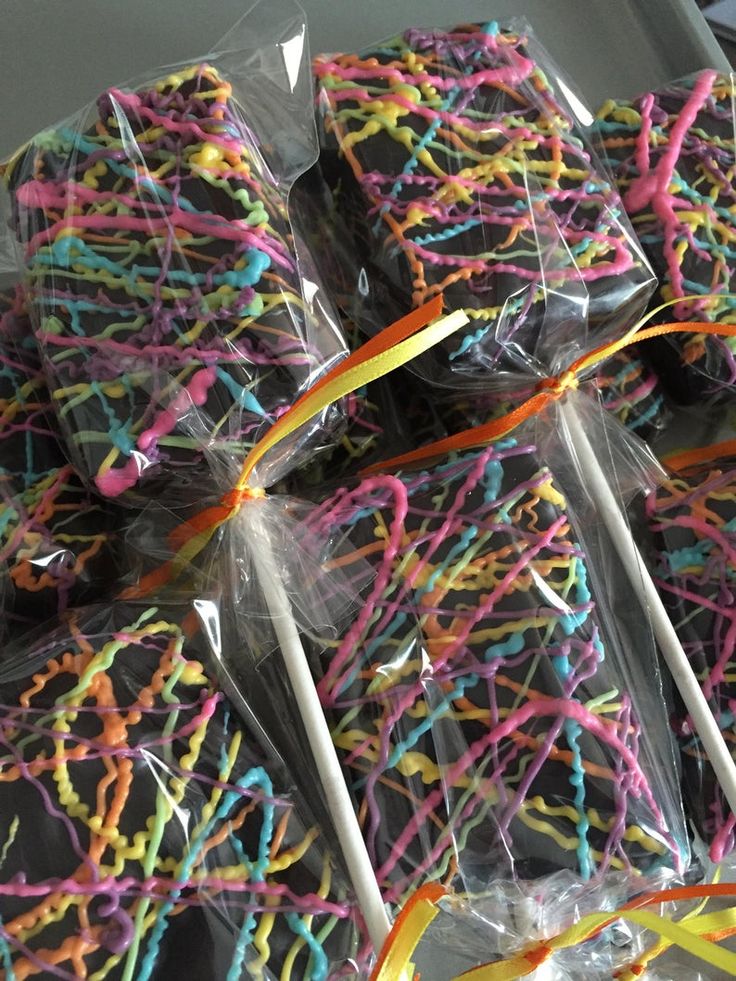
[0,0,348,506]
[277,318,670,509]
[646,441,736,864]
[589,347,671,444]
[115,363,380,880]
[308,19,655,396]
[411,844,733,980]
[595,70,736,405]
[291,390,690,970]
[0,599,369,979]
[0,275,121,637]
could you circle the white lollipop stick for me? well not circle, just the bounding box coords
[231,306,469,959]
[250,533,392,953]
[560,397,736,817]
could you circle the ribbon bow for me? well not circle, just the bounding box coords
[371,880,736,981]
[361,300,736,476]
[125,295,468,597]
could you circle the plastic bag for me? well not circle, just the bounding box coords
[108,295,471,963]
[312,20,655,393]
[1,1,348,504]
[281,317,448,493]
[646,441,736,864]
[284,337,669,507]
[0,600,367,979]
[595,70,736,404]
[590,348,670,444]
[0,279,120,635]
[392,346,672,454]
[302,392,688,938]
[409,851,733,980]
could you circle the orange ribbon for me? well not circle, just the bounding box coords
[664,438,736,474]
[369,883,445,981]
[360,320,736,477]
[124,296,450,598]
[126,310,736,599]
[374,882,736,981]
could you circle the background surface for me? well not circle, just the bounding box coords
[0,0,730,159]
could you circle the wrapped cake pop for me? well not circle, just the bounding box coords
[313,21,654,393]
[596,71,736,403]
[0,601,367,979]
[279,304,736,970]
[302,422,688,931]
[125,291,736,971]
[118,292,470,960]
[647,442,736,862]
[0,281,119,634]
[2,14,347,504]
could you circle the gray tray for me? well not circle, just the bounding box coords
[0,0,729,159]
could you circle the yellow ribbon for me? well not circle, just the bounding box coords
[460,908,736,979]
[235,307,468,491]
[126,297,469,598]
[361,295,736,477]
[370,883,445,981]
[376,881,736,981]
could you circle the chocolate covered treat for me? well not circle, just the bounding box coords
[314,23,652,389]
[0,285,118,632]
[306,440,686,907]
[647,452,736,861]
[596,71,736,403]
[0,603,364,979]
[592,348,670,442]
[3,64,346,502]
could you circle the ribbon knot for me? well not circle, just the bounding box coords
[221,485,266,514]
[361,304,736,479]
[125,295,466,598]
[536,369,579,397]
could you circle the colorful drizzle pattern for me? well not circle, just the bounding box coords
[597,71,736,398]
[308,442,684,907]
[0,605,361,980]
[592,349,669,442]
[0,286,117,632]
[315,23,649,383]
[648,459,736,862]
[3,64,345,500]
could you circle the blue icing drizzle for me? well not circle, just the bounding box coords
[566,718,593,878]
[413,218,483,247]
[417,524,478,600]
[558,556,593,635]
[285,911,328,981]
[625,397,664,431]
[39,235,271,294]
[216,370,267,416]
[139,766,276,981]
[377,677,473,780]
[485,631,526,661]
[668,542,712,573]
